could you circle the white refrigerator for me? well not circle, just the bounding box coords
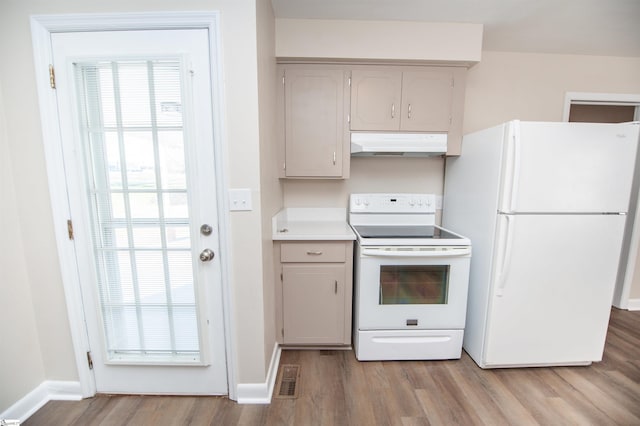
[443,120,639,368]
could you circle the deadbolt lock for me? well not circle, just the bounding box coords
[200,224,213,236]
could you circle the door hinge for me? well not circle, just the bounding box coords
[49,64,56,89]
[86,351,94,370]
[67,219,74,240]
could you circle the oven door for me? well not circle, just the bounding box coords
[356,245,471,330]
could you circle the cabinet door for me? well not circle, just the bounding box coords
[350,69,402,131]
[282,264,346,345]
[401,70,453,132]
[284,68,346,177]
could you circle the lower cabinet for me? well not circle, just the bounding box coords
[275,241,353,346]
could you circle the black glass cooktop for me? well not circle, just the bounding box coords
[354,225,461,239]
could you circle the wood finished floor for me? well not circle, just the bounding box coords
[24,308,640,425]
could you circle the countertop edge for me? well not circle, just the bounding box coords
[272,208,355,241]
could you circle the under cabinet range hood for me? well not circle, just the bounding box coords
[350,132,447,156]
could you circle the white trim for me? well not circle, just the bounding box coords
[0,381,82,423]
[30,11,222,32]
[30,15,96,399]
[562,92,640,122]
[627,298,640,311]
[29,11,236,400]
[204,14,239,402]
[236,343,281,404]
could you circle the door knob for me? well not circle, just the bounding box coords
[199,248,215,262]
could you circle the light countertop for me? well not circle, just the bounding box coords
[272,208,356,241]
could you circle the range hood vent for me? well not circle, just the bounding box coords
[350,132,447,157]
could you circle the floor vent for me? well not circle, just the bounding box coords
[274,364,300,399]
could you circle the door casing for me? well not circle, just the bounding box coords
[30,12,237,400]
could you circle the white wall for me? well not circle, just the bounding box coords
[256,0,281,373]
[0,0,271,411]
[283,157,445,210]
[275,19,482,65]
[0,78,48,412]
[0,1,78,391]
[463,51,640,134]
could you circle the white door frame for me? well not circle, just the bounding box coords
[30,12,237,399]
[562,91,640,122]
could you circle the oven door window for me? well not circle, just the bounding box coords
[379,265,449,305]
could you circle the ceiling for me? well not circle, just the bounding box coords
[270,0,640,57]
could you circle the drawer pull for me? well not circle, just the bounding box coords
[306,251,323,255]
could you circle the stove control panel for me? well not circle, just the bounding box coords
[350,193,436,213]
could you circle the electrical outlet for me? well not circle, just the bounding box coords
[229,188,252,211]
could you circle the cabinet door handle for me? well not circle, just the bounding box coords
[391,103,395,118]
[334,280,338,294]
[306,250,323,255]
[333,151,336,165]
[408,103,412,119]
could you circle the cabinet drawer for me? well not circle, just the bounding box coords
[281,243,346,263]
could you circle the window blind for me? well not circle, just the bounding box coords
[74,59,202,363]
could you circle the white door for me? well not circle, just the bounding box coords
[51,29,227,394]
[484,214,625,366]
[500,121,638,214]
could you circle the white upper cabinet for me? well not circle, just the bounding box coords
[278,65,350,178]
[350,66,466,155]
[350,69,403,131]
[277,65,467,173]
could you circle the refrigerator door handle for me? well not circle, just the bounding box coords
[510,124,521,212]
[501,121,521,213]
[496,215,515,297]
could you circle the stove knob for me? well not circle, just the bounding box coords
[364,199,370,206]
[409,199,415,206]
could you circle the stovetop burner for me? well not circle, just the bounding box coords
[353,225,463,240]
[348,193,471,247]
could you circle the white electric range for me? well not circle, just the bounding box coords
[349,193,472,361]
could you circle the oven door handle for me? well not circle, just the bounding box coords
[361,247,471,257]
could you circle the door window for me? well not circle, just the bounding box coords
[379,265,449,305]
[75,59,200,363]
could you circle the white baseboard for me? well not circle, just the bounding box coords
[627,298,640,311]
[236,343,281,404]
[1,380,82,423]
